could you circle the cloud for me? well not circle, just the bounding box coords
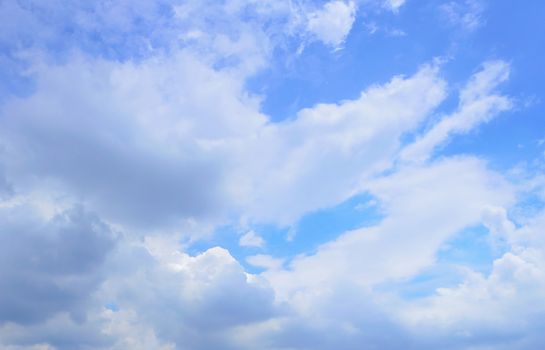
[0,49,520,348]
[0,312,114,350]
[0,53,266,230]
[239,230,265,248]
[246,255,284,270]
[235,173,545,350]
[0,56,446,230]
[383,0,406,12]
[401,60,512,163]
[0,205,115,326]
[254,286,411,350]
[0,162,14,199]
[306,1,357,47]
[0,229,279,349]
[0,1,540,349]
[440,0,485,31]
[262,157,514,300]
[99,238,279,350]
[397,210,545,349]
[236,63,446,225]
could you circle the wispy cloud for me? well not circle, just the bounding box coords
[440,0,486,31]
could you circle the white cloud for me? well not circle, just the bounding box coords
[237,176,545,350]
[0,44,526,349]
[0,230,278,350]
[401,60,512,163]
[262,157,514,300]
[0,1,538,348]
[0,56,446,230]
[235,63,446,225]
[239,230,266,248]
[247,255,284,269]
[0,54,451,348]
[440,0,485,31]
[106,238,278,349]
[306,1,357,47]
[397,209,545,349]
[383,0,406,12]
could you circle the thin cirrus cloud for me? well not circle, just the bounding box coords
[0,0,544,349]
[440,0,485,31]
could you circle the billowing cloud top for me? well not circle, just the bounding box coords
[1,0,545,349]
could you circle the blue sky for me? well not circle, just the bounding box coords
[1,1,545,349]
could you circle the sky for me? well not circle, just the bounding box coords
[0,0,544,349]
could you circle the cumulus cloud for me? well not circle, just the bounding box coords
[99,238,279,350]
[0,228,279,349]
[0,50,521,348]
[306,1,357,47]
[0,0,539,349]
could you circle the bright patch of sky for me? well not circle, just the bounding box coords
[0,0,545,349]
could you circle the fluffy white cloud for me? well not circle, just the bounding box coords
[306,1,357,47]
[0,51,528,350]
[0,45,522,348]
[99,237,279,350]
[1,1,540,349]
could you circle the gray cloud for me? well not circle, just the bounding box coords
[0,162,13,199]
[0,205,115,326]
[265,287,413,350]
[104,246,279,349]
[0,57,236,230]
